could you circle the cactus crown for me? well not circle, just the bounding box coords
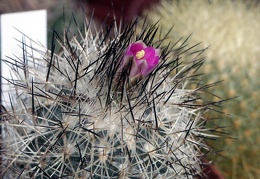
[1,14,222,178]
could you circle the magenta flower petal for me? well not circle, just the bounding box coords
[127,42,146,55]
[143,47,156,61]
[122,41,160,78]
[146,56,160,73]
[134,59,148,76]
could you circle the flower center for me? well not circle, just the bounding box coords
[135,50,145,60]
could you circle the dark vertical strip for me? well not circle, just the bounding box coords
[46,29,56,82]
[0,14,2,172]
[0,15,2,105]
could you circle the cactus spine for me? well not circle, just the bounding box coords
[1,15,222,178]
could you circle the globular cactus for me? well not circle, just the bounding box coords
[145,0,260,178]
[1,14,223,178]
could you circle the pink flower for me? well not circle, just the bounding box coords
[123,41,160,78]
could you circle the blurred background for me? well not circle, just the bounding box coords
[1,0,260,178]
[0,0,160,23]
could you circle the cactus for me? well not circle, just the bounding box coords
[1,13,223,178]
[145,0,260,178]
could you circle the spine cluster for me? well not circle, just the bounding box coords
[1,17,221,178]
